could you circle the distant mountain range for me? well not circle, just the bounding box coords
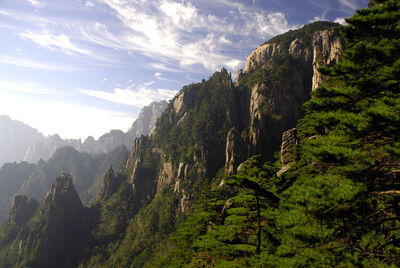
[0,100,168,166]
[0,100,167,225]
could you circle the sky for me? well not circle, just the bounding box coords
[0,0,369,140]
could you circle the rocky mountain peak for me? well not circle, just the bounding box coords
[41,173,83,213]
[97,166,123,201]
[241,21,343,92]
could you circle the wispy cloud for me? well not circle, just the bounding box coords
[0,80,64,95]
[0,54,77,71]
[154,72,177,83]
[20,30,120,64]
[0,9,11,16]
[88,0,292,72]
[21,31,90,55]
[26,0,45,8]
[77,82,178,108]
[338,0,358,10]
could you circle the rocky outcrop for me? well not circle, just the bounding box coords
[127,100,168,138]
[8,195,38,226]
[225,128,245,176]
[277,128,298,177]
[126,136,158,210]
[40,173,84,213]
[244,43,282,73]
[238,21,343,161]
[14,174,87,268]
[96,166,123,201]
[170,87,195,125]
[157,162,175,192]
[311,27,344,90]
[18,145,128,207]
[243,22,343,81]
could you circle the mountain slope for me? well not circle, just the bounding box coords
[18,145,129,206]
[78,21,344,266]
[0,116,44,166]
[0,175,91,268]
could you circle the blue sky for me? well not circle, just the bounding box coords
[0,0,369,140]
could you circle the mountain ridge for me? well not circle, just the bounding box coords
[3,19,388,267]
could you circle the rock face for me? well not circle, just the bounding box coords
[238,21,343,162]
[22,100,168,163]
[225,128,244,176]
[311,27,343,91]
[280,128,298,166]
[40,174,84,215]
[243,22,344,91]
[125,136,158,211]
[96,166,123,201]
[121,22,344,216]
[277,128,299,177]
[244,42,282,73]
[8,195,38,226]
[127,100,168,138]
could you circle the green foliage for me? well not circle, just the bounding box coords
[153,70,235,173]
[157,2,400,267]
[272,0,400,266]
[162,156,280,267]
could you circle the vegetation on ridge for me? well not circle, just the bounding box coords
[0,0,399,267]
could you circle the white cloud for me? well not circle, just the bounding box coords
[0,9,11,16]
[90,0,291,73]
[0,93,134,140]
[21,31,90,55]
[0,80,64,95]
[334,17,348,25]
[20,30,119,63]
[85,1,95,7]
[26,0,45,8]
[77,82,178,108]
[0,54,77,71]
[159,1,197,28]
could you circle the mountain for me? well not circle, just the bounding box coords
[0,175,91,268]
[0,100,166,166]
[0,162,37,225]
[2,3,398,265]
[79,21,343,267]
[0,144,128,226]
[18,145,129,206]
[0,116,44,166]
[0,21,344,267]
[23,100,168,163]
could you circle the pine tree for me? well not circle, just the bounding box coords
[272,0,400,266]
[187,156,278,266]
